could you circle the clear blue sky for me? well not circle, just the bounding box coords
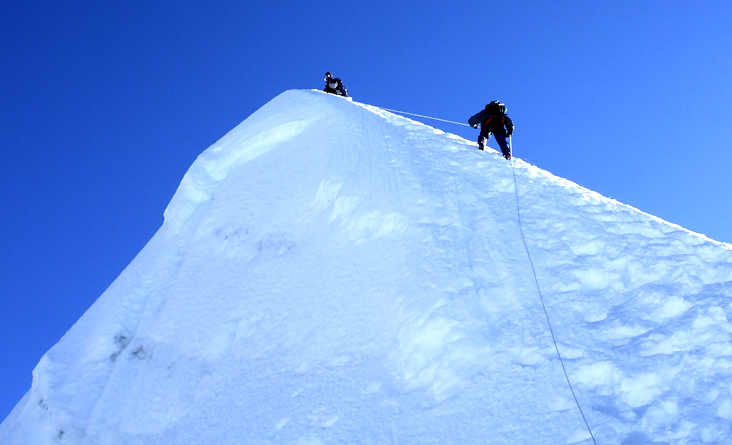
[1,1,730,420]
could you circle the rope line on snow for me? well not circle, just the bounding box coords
[375,107,472,127]
[508,137,597,445]
[371,103,596,442]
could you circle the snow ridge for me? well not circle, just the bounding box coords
[2,90,732,445]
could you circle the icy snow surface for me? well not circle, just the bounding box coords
[3,90,732,444]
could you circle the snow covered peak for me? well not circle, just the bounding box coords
[3,89,732,444]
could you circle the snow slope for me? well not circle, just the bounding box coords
[3,89,732,444]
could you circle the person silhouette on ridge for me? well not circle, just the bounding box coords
[323,72,348,97]
[469,101,514,159]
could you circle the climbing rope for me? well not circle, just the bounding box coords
[371,102,597,442]
[509,137,597,445]
[375,106,471,127]
[372,104,598,441]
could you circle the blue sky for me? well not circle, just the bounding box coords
[1,1,730,420]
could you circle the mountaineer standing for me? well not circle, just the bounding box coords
[469,101,514,159]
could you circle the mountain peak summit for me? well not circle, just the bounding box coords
[3,89,732,444]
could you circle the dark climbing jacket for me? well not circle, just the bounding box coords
[469,101,514,136]
[324,78,348,97]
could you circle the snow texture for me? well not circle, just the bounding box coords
[2,89,732,444]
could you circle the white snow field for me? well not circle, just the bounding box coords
[3,89,732,444]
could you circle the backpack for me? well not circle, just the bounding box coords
[484,100,506,116]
